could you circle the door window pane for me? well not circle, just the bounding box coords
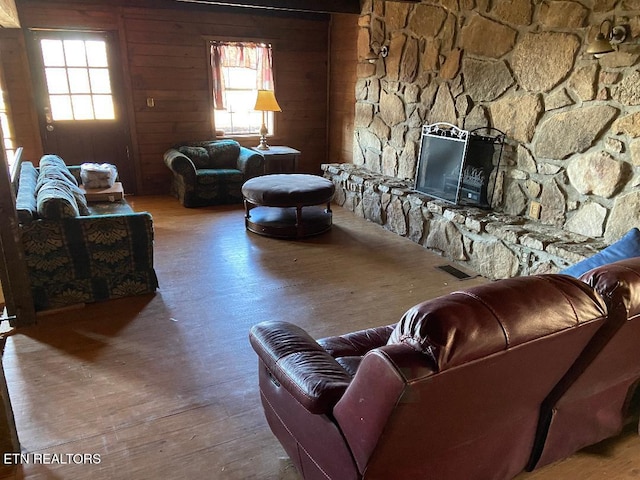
[45,68,69,94]
[40,38,115,120]
[50,95,74,121]
[71,95,94,120]
[93,95,115,119]
[41,40,65,67]
[89,69,111,94]
[86,41,108,67]
[68,68,91,94]
[63,40,87,67]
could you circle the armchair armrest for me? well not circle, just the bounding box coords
[318,324,396,358]
[163,149,196,182]
[250,321,352,414]
[237,147,264,179]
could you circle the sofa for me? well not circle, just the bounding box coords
[163,139,263,207]
[529,257,640,469]
[15,154,158,312]
[249,258,640,480]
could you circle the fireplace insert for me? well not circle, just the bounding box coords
[414,122,504,208]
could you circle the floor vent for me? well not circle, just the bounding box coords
[437,264,473,280]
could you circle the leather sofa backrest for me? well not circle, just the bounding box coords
[334,274,608,480]
[387,274,605,370]
[530,257,640,469]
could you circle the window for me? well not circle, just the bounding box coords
[211,41,275,136]
[39,38,115,121]
[0,84,15,167]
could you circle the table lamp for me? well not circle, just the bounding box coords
[254,89,282,150]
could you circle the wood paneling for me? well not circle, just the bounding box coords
[5,0,330,194]
[328,13,357,165]
[0,29,41,163]
[18,4,119,30]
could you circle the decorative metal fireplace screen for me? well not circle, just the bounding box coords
[414,123,504,208]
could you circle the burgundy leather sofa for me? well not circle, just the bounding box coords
[528,257,640,470]
[250,273,617,480]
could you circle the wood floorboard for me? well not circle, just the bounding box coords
[1,195,640,479]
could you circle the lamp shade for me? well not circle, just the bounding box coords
[254,90,282,112]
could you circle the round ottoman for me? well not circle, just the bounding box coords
[241,174,335,238]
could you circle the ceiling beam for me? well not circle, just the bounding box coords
[175,0,361,15]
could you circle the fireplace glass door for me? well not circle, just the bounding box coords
[414,123,504,208]
[414,123,469,204]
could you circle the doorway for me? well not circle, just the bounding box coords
[28,30,136,192]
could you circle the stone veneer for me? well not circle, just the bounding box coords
[354,0,640,246]
[323,163,608,279]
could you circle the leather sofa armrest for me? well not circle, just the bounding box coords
[237,147,264,179]
[163,149,196,180]
[250,321,352,414]
[580,257,640,316]
[333,343,437,472]
[318,324,396,358]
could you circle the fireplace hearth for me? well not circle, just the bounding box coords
[321,162,606,280]
[414,123,504,209]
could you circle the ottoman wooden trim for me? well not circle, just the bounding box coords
[242,174,335,238]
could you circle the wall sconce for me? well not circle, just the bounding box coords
[364,42,389,63]
[586,19,628,56]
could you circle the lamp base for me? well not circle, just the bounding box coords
[256,121,270,150]
[256,137,270,150]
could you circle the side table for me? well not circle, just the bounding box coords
[252,146,300,174]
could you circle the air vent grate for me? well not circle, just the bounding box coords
[437,264,473,280]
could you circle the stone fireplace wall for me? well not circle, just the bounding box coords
[352,0,640,244]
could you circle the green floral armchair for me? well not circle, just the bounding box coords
[163,139,264,207]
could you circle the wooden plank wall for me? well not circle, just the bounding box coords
[7,0,330,195]
[328,13,357,165]
[0,29,42,163]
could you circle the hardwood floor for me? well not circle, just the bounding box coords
[1,195,639,479]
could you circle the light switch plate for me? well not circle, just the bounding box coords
[529,201,541,219]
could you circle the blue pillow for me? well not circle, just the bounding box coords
[560,227,640,278]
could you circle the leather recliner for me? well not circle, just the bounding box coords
[250,273,610,480]
[528,257,640,470]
